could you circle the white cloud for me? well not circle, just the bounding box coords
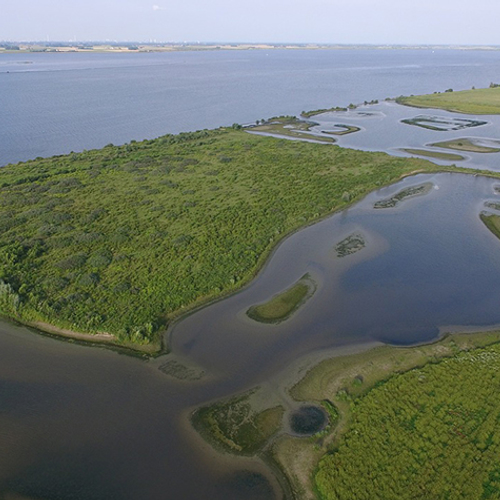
[152,5,165,11]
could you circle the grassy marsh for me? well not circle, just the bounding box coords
[401,115,486,131]
[480,212,500,240]
[400,148,465,161]
[397,87,500,114]
[272,330,500,499]
[431,138,500,153]
[250,117,335,143]
[247,274,315,324]
[322,124,361,136]
[192,389,284,455]
[373,182,433,209]
[333,233,366,257]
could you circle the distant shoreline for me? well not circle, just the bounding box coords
[2,43,500,54]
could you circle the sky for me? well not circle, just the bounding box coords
[2,0,500,45]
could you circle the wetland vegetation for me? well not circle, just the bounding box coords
[333,233,366,257]
[0,127,444,350]
[273,331,500,499]
[480,211,500,240]
[314,341,500,499]
[401,114,486,131]
[250,116,335,143]
[431,138,500,153]
[396,87,500,114]
[400,148,465,161]
[192,388,284,455]
[373,182,433,209]
[247,274,315,324]
[322,124,361,136]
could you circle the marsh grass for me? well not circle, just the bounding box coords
[401,148,465,161]
[192,389,284,455]
[273,330,500,499]
[431,138,500,153]
[247,275,315,324]
[397,87,500,114]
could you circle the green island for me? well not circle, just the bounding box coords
[401,114,486,131]
[247,274,316,324]
[480,211,500,240]
[322,125,361,136]
[396,86,500,114]
[249,116,335,143]
[0,125,449,352]
[373,182,433,209]
[431,138,500,154]
[400,148,465,161]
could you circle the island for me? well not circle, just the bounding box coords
[0,125,449,352]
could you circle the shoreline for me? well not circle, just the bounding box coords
[3,44,500,55]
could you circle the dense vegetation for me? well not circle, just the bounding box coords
[314,343,500,499]
[396,87,500,114]
[0,128,440,349]
[272,332,500,499]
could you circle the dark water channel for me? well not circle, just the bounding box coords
[2,173,500,499]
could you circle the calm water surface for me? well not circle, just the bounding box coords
[2,49,500,166]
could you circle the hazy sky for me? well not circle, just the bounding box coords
[2,0,500,44]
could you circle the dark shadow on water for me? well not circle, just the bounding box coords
[216,471,276,500]
[372,326,440,347]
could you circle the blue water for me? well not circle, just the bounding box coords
[2,49,500,165]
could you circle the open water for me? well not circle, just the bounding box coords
[2,48,500,165]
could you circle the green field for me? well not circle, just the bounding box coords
[247,274,315,324]
[397,87,500,114]
[0,128,443,350]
